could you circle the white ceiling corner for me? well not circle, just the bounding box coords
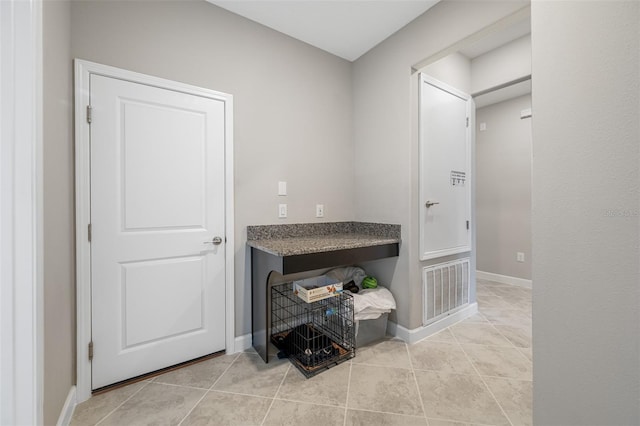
[207,0,440,61]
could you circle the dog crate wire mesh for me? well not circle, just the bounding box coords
[271,282,355,378]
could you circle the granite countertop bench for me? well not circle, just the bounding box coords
[248,221,400,363]
[247,222,401,257]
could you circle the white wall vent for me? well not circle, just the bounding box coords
[423,258,470,325]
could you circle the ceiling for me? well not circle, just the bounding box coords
[206,1,532,108]
[207,0,440,61]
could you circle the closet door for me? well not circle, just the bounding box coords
[419,74,472,260]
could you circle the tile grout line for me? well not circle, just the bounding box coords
[450,340,520,350]
[477,294,514,309]
[94,379,151,426]
[343,406,430,419]
[464,293,534,380]
[259,362,291,426]
[480,290,532,312]
[478,292,524,311]
[404,341,429,425]
[479,291,534,365]
[489,323,535,365]
[409,365,533,382]
[486,319,527,350]
[342,361,353,426]
[480,293,531,312]
[174,388,209,426]
[350,360,414,370]
[452,324,516,426]
[204,388,278,400]
[274,396,346,409]
[208,352,243,391]
[426,415,501,426]
[176,352,242,426]
[272,394,437,419]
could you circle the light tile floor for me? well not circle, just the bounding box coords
[71,279,532,426]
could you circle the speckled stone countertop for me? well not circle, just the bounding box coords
[247,222,401,256]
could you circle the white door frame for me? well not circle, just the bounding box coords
[0,0,44,424]
[419,73,473,260]
[74,59,235,403]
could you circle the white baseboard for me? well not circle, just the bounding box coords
[387,303,478,345]
[56,386,76,426]
[234,333,252,353]
[476,270,532,289]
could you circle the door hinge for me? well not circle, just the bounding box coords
[88,223,92,242]
[88,341,94,361]
[466,117,469,127]
[466,220,470,230]
[86,105,92,124]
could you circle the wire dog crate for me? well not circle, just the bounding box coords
[271,282,355,378]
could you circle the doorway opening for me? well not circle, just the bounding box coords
[414,6,533,352]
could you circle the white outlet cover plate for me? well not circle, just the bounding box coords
[278,204,287,218]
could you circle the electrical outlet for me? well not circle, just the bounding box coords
[316,204,324,218]
[278,204,287,218]
[517,252,525,262]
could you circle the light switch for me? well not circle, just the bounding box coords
[278,181,287,196]
[316,204,324,218]
[479,122,487,131]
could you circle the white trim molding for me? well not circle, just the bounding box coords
[234,334,252,353]
[55,386,76,426]
[388,303,478,345]
[476,270,532,289]
[0,0,44,424]
[74,59,235,403]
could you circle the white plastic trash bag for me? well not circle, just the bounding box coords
[352,286,396,321]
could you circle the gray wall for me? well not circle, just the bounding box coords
[70,0,354,338]
[43,1,74,424]
[353,0,527,330]
[532,1,640,424]
[476,95,531,280]
[470,35,531,94]
[42,0,354,420]
[421,52,471,93]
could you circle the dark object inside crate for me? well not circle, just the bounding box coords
[274,323,339,365]
[271,282,355,378]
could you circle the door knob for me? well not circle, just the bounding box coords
[204,236,223,245]
[425,201,440,208]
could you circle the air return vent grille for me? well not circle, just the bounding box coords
[423,258,470,325]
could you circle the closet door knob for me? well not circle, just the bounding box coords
[425,201,440,208]
[204,236,223,245]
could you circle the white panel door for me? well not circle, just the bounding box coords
[90,74,226,389]
[420,74,472,260]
